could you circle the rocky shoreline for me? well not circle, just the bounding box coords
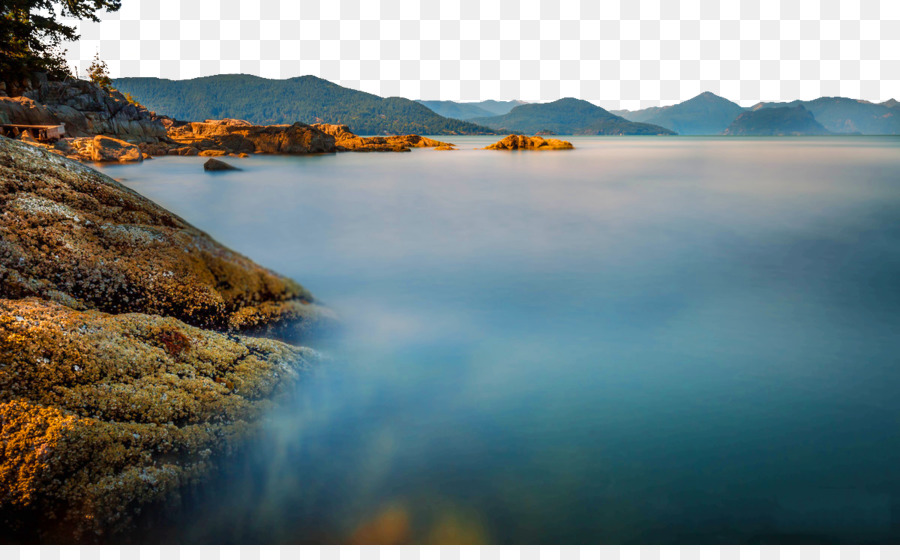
[0,136,332,540]
[0,80,573,542]
[0,78,457,163]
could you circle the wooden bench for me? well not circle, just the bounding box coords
[0,123,66,142]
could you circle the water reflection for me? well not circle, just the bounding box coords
[105,137,900,543]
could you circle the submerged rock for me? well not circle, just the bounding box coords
[203,157,240,172]
[0,136,329,335]
[483,135,574,150]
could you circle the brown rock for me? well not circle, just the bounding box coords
[168,120,336,155]
[310,123,453,152]
[203,158,240,172]
[167,145,199,156]
[90,135,143,163]
[199,149,228,157]
[483,134,574,150]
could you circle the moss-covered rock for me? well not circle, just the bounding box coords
[0,137,333,540]
[0,297,317,539]
[0,135,331,338]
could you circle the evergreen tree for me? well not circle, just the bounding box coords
[87,52,111,89]
[0,0,121,85]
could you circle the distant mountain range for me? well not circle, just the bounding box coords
[750,97,900,135]
[614,94,900,136]
[470,98,675,135]
[723,105,831,136]
[417,99,526,120]
[611,92,745,135]
[112,73,900,137]
[113,74,496,136]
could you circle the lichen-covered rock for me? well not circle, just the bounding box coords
[310,123,453,152]
[0,297,318,539]
[0,136,330,337]
[483,135,574,150]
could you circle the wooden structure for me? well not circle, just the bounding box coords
[0,123,66,142]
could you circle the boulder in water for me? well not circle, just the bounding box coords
[204,157,240,172]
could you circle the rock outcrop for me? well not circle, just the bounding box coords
[483,135,574,150]
[310,123,454,152]
[167,120,336,155]
[0,136,329,336]
[0,136,333,540]
[0,80,168,144]
[0,297,317,539]
[203,158,240,171]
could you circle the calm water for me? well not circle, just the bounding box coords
[100,137,900,543]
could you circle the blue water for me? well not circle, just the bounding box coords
[100,136,900,543]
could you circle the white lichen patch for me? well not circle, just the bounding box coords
[100,223,166,246]
[10,193,83,222]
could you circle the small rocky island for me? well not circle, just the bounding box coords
[484,134,574,150]
[0,136,334,540]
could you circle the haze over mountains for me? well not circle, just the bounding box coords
[750,97,900,135]
[417,100,526,120]
[611,92,745,135]
[723,105,831,136]
[114,73,899,137]
[470,98,676,135]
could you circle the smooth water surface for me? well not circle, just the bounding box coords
[100,137,900,543]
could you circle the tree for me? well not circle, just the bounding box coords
[0,0,122,85]
[87,52,111,89]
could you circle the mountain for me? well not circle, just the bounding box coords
[417,99,526,120]
[723,105,830,136]
[112,74,496,136]
[470,98,675,135]
[882,98,899,109]
[751,97,900,135]
[611,92,745,135]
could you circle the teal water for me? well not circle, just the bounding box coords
[100,137,900,543]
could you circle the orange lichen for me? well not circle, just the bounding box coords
[152,326,192,357]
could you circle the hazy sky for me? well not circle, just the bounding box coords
[62,0,899,108]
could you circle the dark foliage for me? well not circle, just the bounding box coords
[0,0,121,85]
[723,105,831,136]
[113,74,498,135]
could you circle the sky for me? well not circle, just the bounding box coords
[61,0,900,109]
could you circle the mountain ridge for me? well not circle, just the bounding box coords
[470,98,676,135]
[417,99,527,120]
[113,74,497,136]
[723,105,831,136]
[611,92,745,135]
